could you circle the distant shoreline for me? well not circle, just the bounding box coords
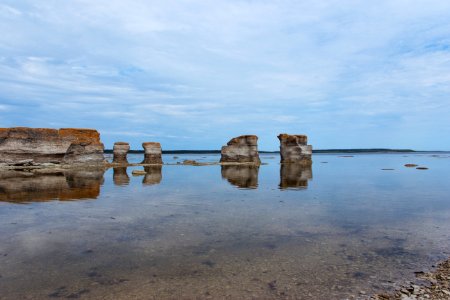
[104,149,449,154]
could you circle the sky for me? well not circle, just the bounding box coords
[0,1,449,150]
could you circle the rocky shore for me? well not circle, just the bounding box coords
[372,257,450,300]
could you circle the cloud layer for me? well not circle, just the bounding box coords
[1,1,449,150]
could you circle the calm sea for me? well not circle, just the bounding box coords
[0,153,449,299]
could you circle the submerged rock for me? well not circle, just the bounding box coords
[220,135,261,164]
[112,142,130,163]
[0,127,104,164]
[278,133,312,165]
[131,170,146,176]
[404,164,418,167]
[142,142,163,164]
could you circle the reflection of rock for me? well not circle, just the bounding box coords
[143,165,162,185]
[221,165,259,188]
[142,142,163,164]
[279,164,312,189]
[220,135,261,164]
[278,133,312,166]
[0,169,104,203]
[0,127,104,164]
[113,142,130,163]
[113,167,129,185]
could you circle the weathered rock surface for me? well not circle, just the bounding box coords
[113,142,130,163]
[0,169,104,203]
[221,165,259,188]
[220,135,261,164]
[279,164,312,189]
[0,127,104,164]
[142,142,163,164]
[278,133,312,165]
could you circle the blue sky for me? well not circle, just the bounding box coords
[0,1,449,150]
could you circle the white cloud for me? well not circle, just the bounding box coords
[0,0,450,149]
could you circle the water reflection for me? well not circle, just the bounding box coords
[113,167,129,186]
[143,165,162,185]
[0,169,105,203]
[279,163,312,189]
[221,165,259,188]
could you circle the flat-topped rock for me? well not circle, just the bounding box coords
[142,142,163,164]
[220,135,261,164]
[278,133,312,165]
[113,142,130,163]
[0,127,104,164]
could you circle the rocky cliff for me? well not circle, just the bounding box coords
[220,135,261,164]
[278,133,312,165]
[0,127,104,164]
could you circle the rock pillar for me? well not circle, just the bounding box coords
[142,142,163,164]
[278,133,312,165]
[112,142,130,163]
[220,135,261,164]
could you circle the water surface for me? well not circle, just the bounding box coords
[0,153,449,299]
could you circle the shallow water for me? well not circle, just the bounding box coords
[0,153,450,299]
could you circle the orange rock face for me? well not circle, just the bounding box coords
[220,135,261,164]
[0,127,104,164]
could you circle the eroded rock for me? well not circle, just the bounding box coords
[278,133,312,165]
[0,127,104,164]
[220,135,261,164]
[112,142,130,164]
[142,142,163,164]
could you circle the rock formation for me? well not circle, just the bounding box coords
[221,165,259,189]
[220,135,261,164]
[113,167,129,186]
[0,168,104,203]
[143,165,162,185]
[279,164,312,189]
[278,134,312,165]
[142,142,163,164]
[0,127,104,164]
[112,142,130,163]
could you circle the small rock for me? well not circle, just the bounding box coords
[404,164,418,167]
[416,167,429,170]
[131,170,146,176]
